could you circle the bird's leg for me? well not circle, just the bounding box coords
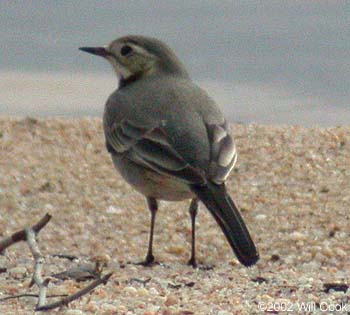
[142,197,158,266]
[187,198,199,268]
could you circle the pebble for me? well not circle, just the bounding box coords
[8,266,27,279]
[164,294,178,306]
[50,285,71,296]
[63,310,84,315]
[149,287,159,295]
[260,294,273,300]
[255,214,267,220]
[106,205,123,214]
[101,303,119,313]
[138,287,149,296]
[117,305,128,313]
[165,245,184,255]
[123,286,138,295]
[83,301,98,312]
[322,246,334,257]
[0,256,7,266]
[44,203,54,210]
[289,231,307,241]
[335,248,346,257]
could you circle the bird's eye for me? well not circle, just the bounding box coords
[120,45,133,56]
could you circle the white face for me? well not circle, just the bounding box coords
[106,41,156,80]
[104,50,132,79]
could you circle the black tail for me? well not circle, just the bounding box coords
[191,182,259,267]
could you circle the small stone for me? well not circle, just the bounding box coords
[335,248,346,257]
[44,203,54,210]
[322,247,333,257]
[255,214,267,220]
[63,310,84,315]
[0,256,7,266]
[218,311,233,315]
[164,294,178,306]
[320,187,330,193]
[260,294,272,300]
[138,287,149,296]
[50,285,70,296]
[9,266,28,279]
[101,303,118,313]
[165,245,184,255]
[289,231,307,241]
[149,287,159,295]
[270,254,280,262]
[106,205,123,214]
[123,286,138,295]
[117,305,128,312]
[86,143,94,151]
[83,301,98,312]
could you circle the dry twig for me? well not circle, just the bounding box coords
[0,293,68,302]
[0,213,51,253]
[1,213,114,312]
[25,228,50,308]
[35,272,113,311]
[51,253,79,261]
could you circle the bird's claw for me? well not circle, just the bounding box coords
[187,257,198,269]
[134,254,156,267]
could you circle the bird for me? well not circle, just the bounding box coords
[79,35,259,268]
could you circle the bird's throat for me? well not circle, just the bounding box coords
[119,72,143,89]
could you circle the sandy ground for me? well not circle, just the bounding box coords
[0,117,349,315]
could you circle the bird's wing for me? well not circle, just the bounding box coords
[105,119,206,184]
[206,121,237,184]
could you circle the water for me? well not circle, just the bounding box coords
[1,1,349,126]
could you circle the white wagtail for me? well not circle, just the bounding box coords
[79,35,259,267]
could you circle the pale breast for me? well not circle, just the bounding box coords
[111,154,193,201]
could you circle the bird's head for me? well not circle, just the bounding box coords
[79,35,189,87]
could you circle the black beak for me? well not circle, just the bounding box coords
[79,46,110,57]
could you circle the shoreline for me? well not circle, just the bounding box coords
[2,71,350,127]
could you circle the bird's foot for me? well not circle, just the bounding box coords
[187,258,215,270]
[134,254,156,267]
[187,257,198,269]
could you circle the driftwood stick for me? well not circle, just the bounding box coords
[0,213,52,253]
[25,228,49,308]
[35,272,113,312]
[0,213,113,312]
[0,293,68,302]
